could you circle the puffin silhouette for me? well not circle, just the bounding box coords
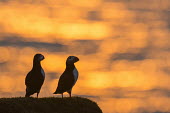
[53,56,79,98]
[25,54,45,98]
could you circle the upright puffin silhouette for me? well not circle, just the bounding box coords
[25,54,45,98]
[54,56,79,98]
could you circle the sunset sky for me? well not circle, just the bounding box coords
[0,0,170,113]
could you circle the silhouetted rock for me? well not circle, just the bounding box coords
[0,97,102,113]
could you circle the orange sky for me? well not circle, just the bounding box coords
[0,0,170,113]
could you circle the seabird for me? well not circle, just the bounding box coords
[25,53,45,98]
[53,56,79,98]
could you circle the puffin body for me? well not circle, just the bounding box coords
[25,54,45,98]
[54,56,79,98]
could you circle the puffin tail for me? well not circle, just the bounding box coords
[53,89,58,94]
[25,93,30,97]
[53,90,59,94]
[53,89,62,94]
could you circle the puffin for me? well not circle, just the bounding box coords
[25,53,45,98]
[53,56,79,98]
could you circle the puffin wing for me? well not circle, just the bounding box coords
[25,71,45,93]
[25,71,33,86]
[55,71,75,93]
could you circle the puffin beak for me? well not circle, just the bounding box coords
[75,57,79,62]
[40,55,45,61]
[42,56,45,60]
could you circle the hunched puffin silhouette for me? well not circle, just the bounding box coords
[25,54,45,98]
[53,56,79,98]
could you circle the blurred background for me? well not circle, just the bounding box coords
[0,0,170,113]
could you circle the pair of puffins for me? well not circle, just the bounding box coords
[25,54,79,98]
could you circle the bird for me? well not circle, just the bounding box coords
[53,56,79,98]
[25,53,45,98]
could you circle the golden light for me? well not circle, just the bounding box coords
[0,47,10,63]
[68,0,102,9]
[0,76,14,92]
[42,54,66,72]
[0,0,170,113]
[85,72,113,89]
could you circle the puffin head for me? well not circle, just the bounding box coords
[34,54,45,62]
[66,56,79,65]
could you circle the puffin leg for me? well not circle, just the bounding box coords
[67,90,72,98]
[69,92,71,98]
[61,93,63,98]
[37,92,39,98]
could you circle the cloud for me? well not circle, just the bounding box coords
[112,52,147,61]
[0,37,66,52]
[0,1,112,40]
[67,40,101,54]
